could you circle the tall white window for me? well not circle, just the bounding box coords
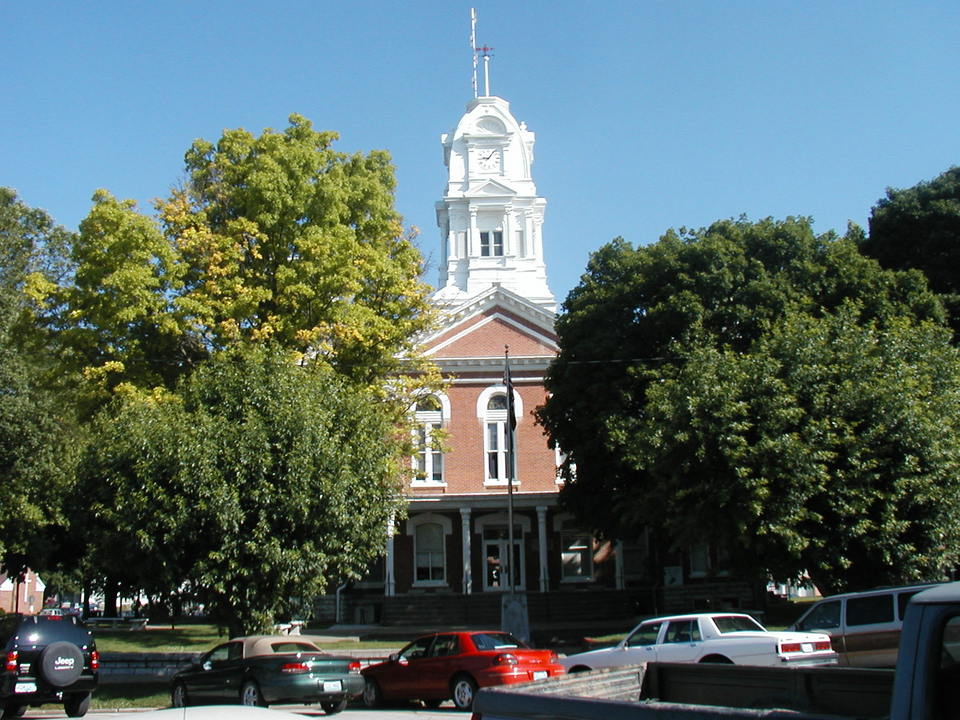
[485,394,509,483]
[480,230,504,257]
[556,517,595,583]
[516,228,525,258]
[562,534,594,580]
[413,395,444,484]
[415,522,445,583]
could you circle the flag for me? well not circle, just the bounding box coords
[503,356,516,432]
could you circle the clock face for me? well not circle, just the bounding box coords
[477,148,500,171]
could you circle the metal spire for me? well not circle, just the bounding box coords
[471,8,494,97]
[471,8,478,98]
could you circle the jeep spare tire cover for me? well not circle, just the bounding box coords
[39,642,84,687]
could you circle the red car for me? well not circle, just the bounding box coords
[361,630,564,711]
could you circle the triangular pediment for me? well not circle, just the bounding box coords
[466,179,517,197]
[423,285,557,361]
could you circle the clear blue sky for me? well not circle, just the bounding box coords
[3,1,958,305]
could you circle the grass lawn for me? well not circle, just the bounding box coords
[93,624,400,653]
[93,624,226,653]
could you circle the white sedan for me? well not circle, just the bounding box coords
[560,612,837,670]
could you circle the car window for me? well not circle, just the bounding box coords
[400,636,434,661]
[664,620,700,644]
[471,632,524,650]
[206,643,237,663]
[898,591,921,621]
[626,622,662,647]
[796,600,841,631]
[847,595,894,626]
[935,615,960,720]
[270,642,318,653]
[713,615,765,633]
[431,635,461,657]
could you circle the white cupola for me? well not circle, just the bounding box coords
[434,95,555,313]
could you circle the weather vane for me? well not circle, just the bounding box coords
[471,8,494,98]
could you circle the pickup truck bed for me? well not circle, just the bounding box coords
[475,662,893,720]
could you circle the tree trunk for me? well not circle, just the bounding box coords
[103,578,119,617]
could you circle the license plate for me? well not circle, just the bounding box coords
[15,682,37,694]
[801,643,813,653]
[322,680,342,693]
[532,671,547,680]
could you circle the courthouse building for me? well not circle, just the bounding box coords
[336,88,761,626]
[338,90,643,627]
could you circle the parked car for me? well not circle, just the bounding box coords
[560,612,837,671]
[361,630,565,711]
[1,613,99,719]
[788,583,941,667]
[170,636,363,714]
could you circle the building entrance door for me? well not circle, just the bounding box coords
[483,526,524,591]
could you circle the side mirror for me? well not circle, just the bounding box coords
[202,661,213,671]
[388,653,399,663]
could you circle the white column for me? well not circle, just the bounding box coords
[461,508,473,594]
[469,207,479,257]
[537,505,549,593]
[614,540,625,590]
[503,204,513,255]
[385,516,396,597]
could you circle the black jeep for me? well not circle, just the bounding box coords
[1,613,98,719]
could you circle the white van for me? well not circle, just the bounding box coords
[788,583,941,667]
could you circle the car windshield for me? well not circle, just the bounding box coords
[712,615,765,633]
[471,632,526,650]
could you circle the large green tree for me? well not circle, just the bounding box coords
[538,217,959,594]
[42,114,436,407]
[0,189,76,574]
[80,347,407,635]
[39,115,438,618]
[859,166,960,336]
[159,114,433,386]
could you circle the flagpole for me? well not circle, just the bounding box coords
[504,346,515,595]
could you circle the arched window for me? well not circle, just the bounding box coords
[476,386,523,486]
[485,393,510,483]
[412,394,448,485]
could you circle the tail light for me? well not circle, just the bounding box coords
[348,660,361,674]
[779,640,833,654]
[492,653,518,666]
[281,662,310,674]
[90,650,100,671]
[5,651,17,673]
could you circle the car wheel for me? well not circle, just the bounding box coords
[240,680,267,707]
[451,674,477,711]
[362,677,383,708]
[39,641,84,687]
[321,698,349,714]
[171,681,189,708]
[568,665,592,673]
[1,703,26,720]
[64,692,91,718]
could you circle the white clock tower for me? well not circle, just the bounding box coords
[434,93,556,313]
